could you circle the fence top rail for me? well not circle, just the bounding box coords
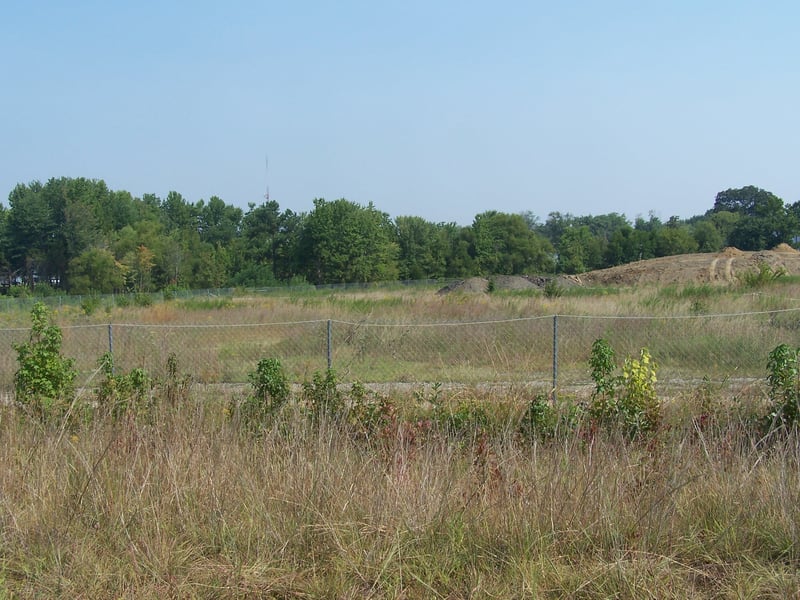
[330,316,555,328]
[105,319,330,329]
[559,307,800,320]
[1,307,799,333]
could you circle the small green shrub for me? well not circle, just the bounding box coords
[519,394,558,441]
[13,302,77,422]
[587,338,660,436]
[81,295,102,316]
[114,294,131,308]
[348,381,395,436]
[237,358,291,432]
[160,353,191,406]
[249,358,290,406]
[302,369,343,419]
[134,292,153,307]
[588,338,619,421]
[179,297,234,310]
[95,352,153,420]
[619,348,660,435]
[765,343,800,429]
[437,400,491,437]
[543,279,563,298]
[739,261,787,289]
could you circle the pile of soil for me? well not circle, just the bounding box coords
[438,274,578,294]
[581,246,800,287]
[438,245,800,292]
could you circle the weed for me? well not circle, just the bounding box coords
[80,295,102,316]
[302,369,343,419]
[160,352,192,406]
[519,393,557,440]
[13,302,76,422]
[134,292,153,307]
[437,400,491,437]
[689,298,709,315]
[114,293,131,308]
[179,297,234,310]
[543,278,563,298]
[588,338,618,421]
[413,381,443,406]
[739,261,787,289]
[348,381,395,436]
[588,338,660,436]
[619,348,660,435]
[95,352,153,420]
[765,343,800,429]
[236,358,291,432]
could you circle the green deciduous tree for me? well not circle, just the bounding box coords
[396,216,449,280]
[13,302,76,421]
[68,247,127,294]
[197,196,242,246]
[653,217,698,257]
[297,198,399,284]
[557,225,604,274]
[712,186,797,250]
[472,211,554,275]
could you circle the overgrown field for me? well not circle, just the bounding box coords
[1,386,799,598]
[1,279,800,597]
[1,277,800,392]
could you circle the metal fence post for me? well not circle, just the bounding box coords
[327,319,333,370]
[552,315,558,404]
[107,323,114,375]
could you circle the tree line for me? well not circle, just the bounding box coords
[0,178,796,294]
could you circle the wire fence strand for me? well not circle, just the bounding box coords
[2,309,799,395]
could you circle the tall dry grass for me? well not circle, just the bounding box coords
[1,391,798,598]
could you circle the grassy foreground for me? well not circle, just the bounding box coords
[1,389,798,599]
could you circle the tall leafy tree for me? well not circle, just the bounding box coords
[557,225,604,274]
[709,186,796,250]
[438,222,476,278]
[297,198,399,284]
[67,247,126,294]
[197,196,242,246]
[472,211,554,275]
[691,220,724,253]
[604,225,655,267]
[395,216,449,280]
[161,191,196,232]
[5,182,55,287]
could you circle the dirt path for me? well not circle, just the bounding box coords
[724,257,734,282]
[708,257,718,281]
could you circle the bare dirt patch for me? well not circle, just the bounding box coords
[580,247,800,287]
[438,246,800,293]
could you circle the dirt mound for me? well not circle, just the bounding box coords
[720,247,744,257]
[437,277,490,294]
[580,247,800,287]
[438,275,563,294]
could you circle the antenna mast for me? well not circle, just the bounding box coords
[264,155,270,201]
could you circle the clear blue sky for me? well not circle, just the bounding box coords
[1,1,798,225]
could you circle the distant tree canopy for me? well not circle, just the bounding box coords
[1,179,797,292]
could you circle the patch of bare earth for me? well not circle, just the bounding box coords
[579,246,800,287]
[437,245,800,293]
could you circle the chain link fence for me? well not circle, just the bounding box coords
[2,308,799,397]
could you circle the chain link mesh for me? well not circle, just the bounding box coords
[2,309,799,396]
